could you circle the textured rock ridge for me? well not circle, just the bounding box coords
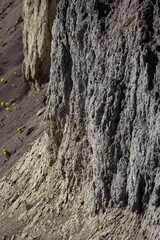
[46,0,160,237]
[23,0,56,91]
[0,0,160,239]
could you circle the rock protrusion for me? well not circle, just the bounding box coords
[23,0,57,91]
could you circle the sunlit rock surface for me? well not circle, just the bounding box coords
[0,0,159,239]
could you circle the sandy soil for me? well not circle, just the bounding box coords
[0,0,47,178]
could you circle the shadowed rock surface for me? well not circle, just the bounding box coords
[0,0,159,239]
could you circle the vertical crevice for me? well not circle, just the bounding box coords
[144,47,158,91]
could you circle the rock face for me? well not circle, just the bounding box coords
[0,0,160,239]
[22,0,56,91]
[46,0,160,237]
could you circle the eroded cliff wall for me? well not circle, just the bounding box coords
[0,0,159,239]
[46,0,160,236]
[23,0,56,91]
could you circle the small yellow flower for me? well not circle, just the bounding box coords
[5,102,8,105]
[14,106,17,110]
[3,149,6,155]
[17,127,21,131]
[20,14,23,17]
[12,84,15,87]
[1,102,4,106]
[6,107,9,110]
[3,2,4,5]
[14,72,17,75]
[16,136,23,142]
[1,78,4,82]
[12,103,16,106]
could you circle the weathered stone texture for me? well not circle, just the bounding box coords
[0,0,159,239]
[23,0,56,91]
[46,0,160,238]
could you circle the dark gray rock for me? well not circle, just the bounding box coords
[45,0,160,238]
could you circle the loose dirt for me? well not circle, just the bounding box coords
[0,0,47,178]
